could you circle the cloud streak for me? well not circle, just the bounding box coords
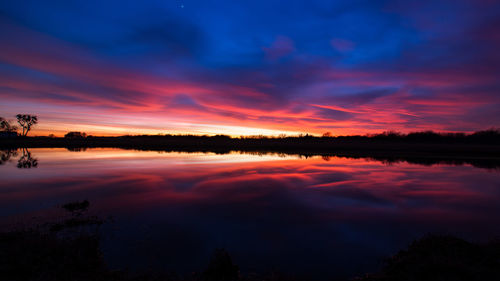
[0,0,499,136]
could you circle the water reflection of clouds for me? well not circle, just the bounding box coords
[1,148,499,278]
[1,148,499,220]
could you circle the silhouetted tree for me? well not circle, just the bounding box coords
[322,132,332,137]
[65,131,87,138]
[16,114,38,136]
[0,117,17,132]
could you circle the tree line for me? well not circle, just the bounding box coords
[1,113,499,144]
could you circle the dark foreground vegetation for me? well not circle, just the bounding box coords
[355,235,500,281]
[1,201,500,281]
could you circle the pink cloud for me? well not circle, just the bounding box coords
[1,21,499,137]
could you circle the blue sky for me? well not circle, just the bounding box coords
[0,0,499,135]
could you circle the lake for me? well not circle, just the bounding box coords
[1,148,499,280]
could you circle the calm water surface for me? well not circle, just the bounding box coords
[1,148,500,279]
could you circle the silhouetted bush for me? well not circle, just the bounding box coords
[355,235,500,281]
[64,132,87,139]
[0,230,106,281]
[62,200,90,214]
[322,132,332,137]
[203,249,239,281]
[0,201,106,281]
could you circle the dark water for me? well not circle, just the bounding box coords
[1,148,500,279]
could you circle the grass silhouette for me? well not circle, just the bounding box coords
[2,201,500,280]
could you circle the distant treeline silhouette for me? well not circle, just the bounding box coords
[361,129,500,144]
[1,129,499,160]
[61,128,499,144]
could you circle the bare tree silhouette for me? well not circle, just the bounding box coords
[16,114,38,136]
[0,117,18,132]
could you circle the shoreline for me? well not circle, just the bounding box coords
[2,136,500,170]
[1,135,499,154]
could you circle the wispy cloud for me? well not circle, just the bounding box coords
[0,0,499,136]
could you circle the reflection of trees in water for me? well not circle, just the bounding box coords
[17,148,38,169]
[1,147,499,171]
[242,151,289,158]
[0,149,18,165]
[66,147,87,152]
[0,148,38,168]
[317,153,500,170]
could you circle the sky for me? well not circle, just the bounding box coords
[0,0,499,136]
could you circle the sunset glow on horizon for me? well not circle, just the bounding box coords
[1,1,499,136]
